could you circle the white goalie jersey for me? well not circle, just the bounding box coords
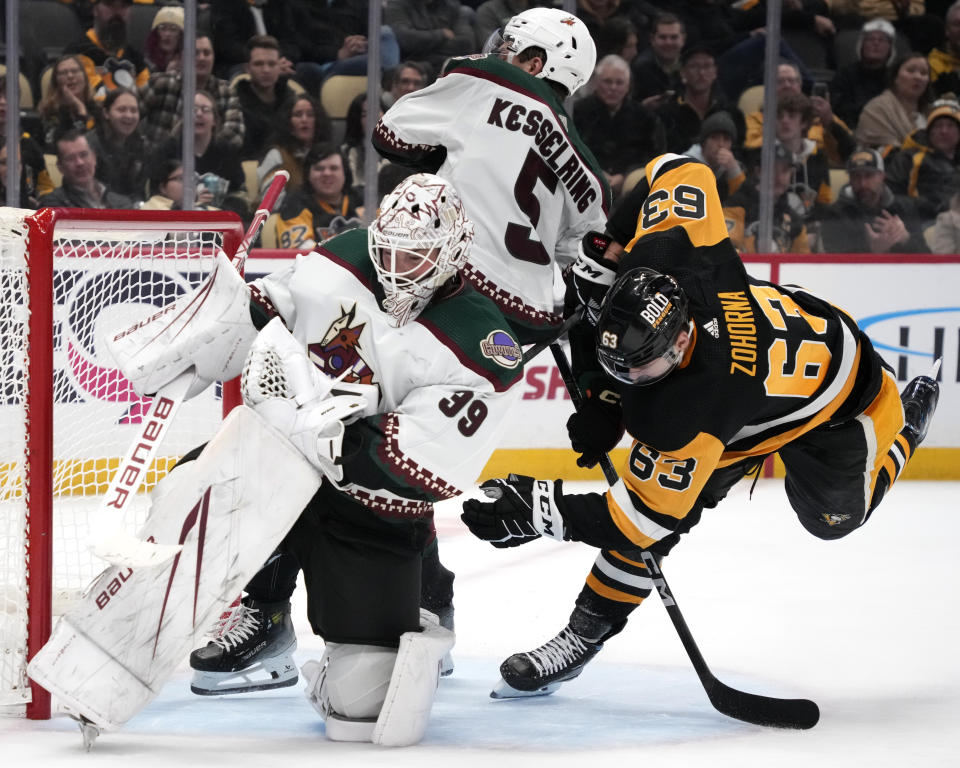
[250,228,525,518]
[374,54,609,342]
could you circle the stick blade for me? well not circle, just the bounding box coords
[707,679,820,730]
[89,532,183,568]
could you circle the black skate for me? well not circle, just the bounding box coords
[491,624,603,699]
[189,596,297,695]
[900,359,941,446]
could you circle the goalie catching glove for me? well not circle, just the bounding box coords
[565,231,617,325]
[242,317,375,481]
[107,250,258,399]
[461,474,570,547]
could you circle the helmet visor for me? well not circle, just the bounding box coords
[481,28,516,59]
[598,326,687,386]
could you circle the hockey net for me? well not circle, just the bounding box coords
[0,207,245,719]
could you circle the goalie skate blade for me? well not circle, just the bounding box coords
[190,655,299,696]
[69,715,101,752]
[490,678,562,699]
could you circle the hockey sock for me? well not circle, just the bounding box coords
[245,549,301,603]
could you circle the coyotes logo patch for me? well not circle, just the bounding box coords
[308,303,376,385]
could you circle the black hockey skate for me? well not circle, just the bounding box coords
[189,596,297,695]
[491,624,604,699]
[433,603,455,677]
[900,359,941,446]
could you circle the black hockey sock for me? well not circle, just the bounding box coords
[420,542,455,611]
[244,549,300,603]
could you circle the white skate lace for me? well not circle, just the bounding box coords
[207,601,261,652]
[525,627,590,676]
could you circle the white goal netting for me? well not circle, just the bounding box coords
[0,208,242,717]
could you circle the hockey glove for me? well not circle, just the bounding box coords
[567,380,625,468]
[564,231,618,325]
[460,474,568,548]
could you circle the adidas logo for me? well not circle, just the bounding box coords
[703,318,720,339]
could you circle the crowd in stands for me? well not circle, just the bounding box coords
[6,0,960,254]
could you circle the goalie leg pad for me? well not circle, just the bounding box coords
[107,250,258,400]
[27,406,321,731]
[303,642,399,743]
[373,608,455,747]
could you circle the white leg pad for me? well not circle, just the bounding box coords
[301,610,455,747]
[373,609,455,747]
[28,406,321,731]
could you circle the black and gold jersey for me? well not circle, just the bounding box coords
[587,154,884,549]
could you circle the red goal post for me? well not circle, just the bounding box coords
[0,207,245,719]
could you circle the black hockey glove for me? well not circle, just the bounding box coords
[461,474,568,548]
[564,231,618,325]
[567,379,624,468]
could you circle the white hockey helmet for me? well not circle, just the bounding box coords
[368,173,475,327]
[487,7,597,96]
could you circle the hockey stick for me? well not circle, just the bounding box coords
[522,311,582,363]
[88,172,290,568]
[549,342,820,730]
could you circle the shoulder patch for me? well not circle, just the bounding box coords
[480,330,523,369]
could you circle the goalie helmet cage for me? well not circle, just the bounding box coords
[0,207,246,720]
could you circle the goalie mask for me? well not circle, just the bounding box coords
[369,173,474,326]
[596,268,692,386]
[482,7,596,96]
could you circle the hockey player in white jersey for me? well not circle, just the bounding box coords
[32,173,524,747]
[373,6,610,346]
[371,6,610,654]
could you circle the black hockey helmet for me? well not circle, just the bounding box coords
[595,267,690,386]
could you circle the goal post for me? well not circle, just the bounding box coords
[0,207,246,719]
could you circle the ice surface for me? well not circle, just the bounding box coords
[3,479,958,766]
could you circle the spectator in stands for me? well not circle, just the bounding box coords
[159,91,249,218]
[141,158,218,211]
[656,43,743,155]
[0,136,38,209]
[274,143,362,250]
[385,0,477,74]
[341,93,392,200]
[929,189,960,253]
[928,1,960,96]
[38,55,99,151]
[0,76,50,200]
[631,12,685,106]
[383,61,431,108]
[856,53,931,150]
[744,60,856,168]
[684,111,745,202]
[143,5,184,74]
[723,143,811,253]
[576,0,652,61]
[289,1,401,96]
[886,97,960,219]
[474,1,534,51]
[776,91,831,212]
[66,0,149,97]
[573,54,665,198]
[258,94,334,195]
[86,87,152,203]
[604,17,641,66]
[38,128,135,209]
[830,19,898,131]
[208,0,311,81]
[233,35,301,161]
[141,34,245,151]
[819,148,928,253]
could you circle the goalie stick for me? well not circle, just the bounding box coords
[549,341,820,731]
[88,171,291,568]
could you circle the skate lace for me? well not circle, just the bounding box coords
[209,603,261,652]
[526,627,589,676]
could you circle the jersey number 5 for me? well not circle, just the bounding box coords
[504,149,559,265]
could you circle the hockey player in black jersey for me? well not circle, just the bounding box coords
[461,153,941,697]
